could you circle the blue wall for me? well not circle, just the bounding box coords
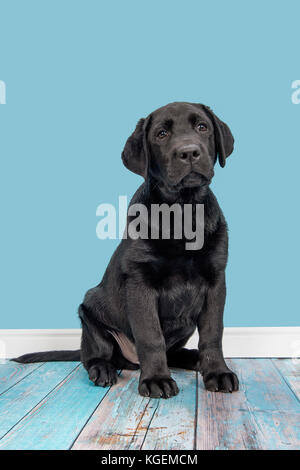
[0,1,299,328]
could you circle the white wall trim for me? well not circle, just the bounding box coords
[0,327,299,359]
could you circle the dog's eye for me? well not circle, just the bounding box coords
[197,123,208,132]
[157,129,168,139]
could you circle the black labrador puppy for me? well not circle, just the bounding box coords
[14,102,239,398]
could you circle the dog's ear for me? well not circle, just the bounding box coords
[202,105,234,168]
[121,117,151,178]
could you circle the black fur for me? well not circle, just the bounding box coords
[14,102,239,398]
[13,350,80,363]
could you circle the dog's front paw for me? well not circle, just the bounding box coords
[203,369,239,393]
[88,360,118,387]
[139,376,179,399]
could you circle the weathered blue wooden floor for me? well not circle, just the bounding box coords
[0,359,299,450]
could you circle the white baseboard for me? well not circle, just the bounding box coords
[0,327,299,359]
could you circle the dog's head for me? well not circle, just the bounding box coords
[122,102,234,190]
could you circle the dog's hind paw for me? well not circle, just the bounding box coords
[88,360,118,387]
[139,376,179,399]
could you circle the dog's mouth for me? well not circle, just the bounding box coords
[162,169,213,193]
[180,171,208,187]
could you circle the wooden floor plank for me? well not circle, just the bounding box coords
[229,359,299,450]
[0,360,42,395]
[196,359,300,450]
[272,359,300,400]
[196,360,260,450]
[0,364,108,450]
[235,359,299,412]
[72,370,155,450]
[0,362,78,439]
[141,369,197,450]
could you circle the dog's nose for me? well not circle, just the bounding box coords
[176,144,201,162]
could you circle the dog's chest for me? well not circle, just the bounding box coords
[140,246,218,331]
[156,261,207,329]
[146,249,214,291]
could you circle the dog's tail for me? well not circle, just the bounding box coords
[12,350,81,363]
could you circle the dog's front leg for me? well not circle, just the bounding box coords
[198,272,239,392]
[126,279,179,399]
